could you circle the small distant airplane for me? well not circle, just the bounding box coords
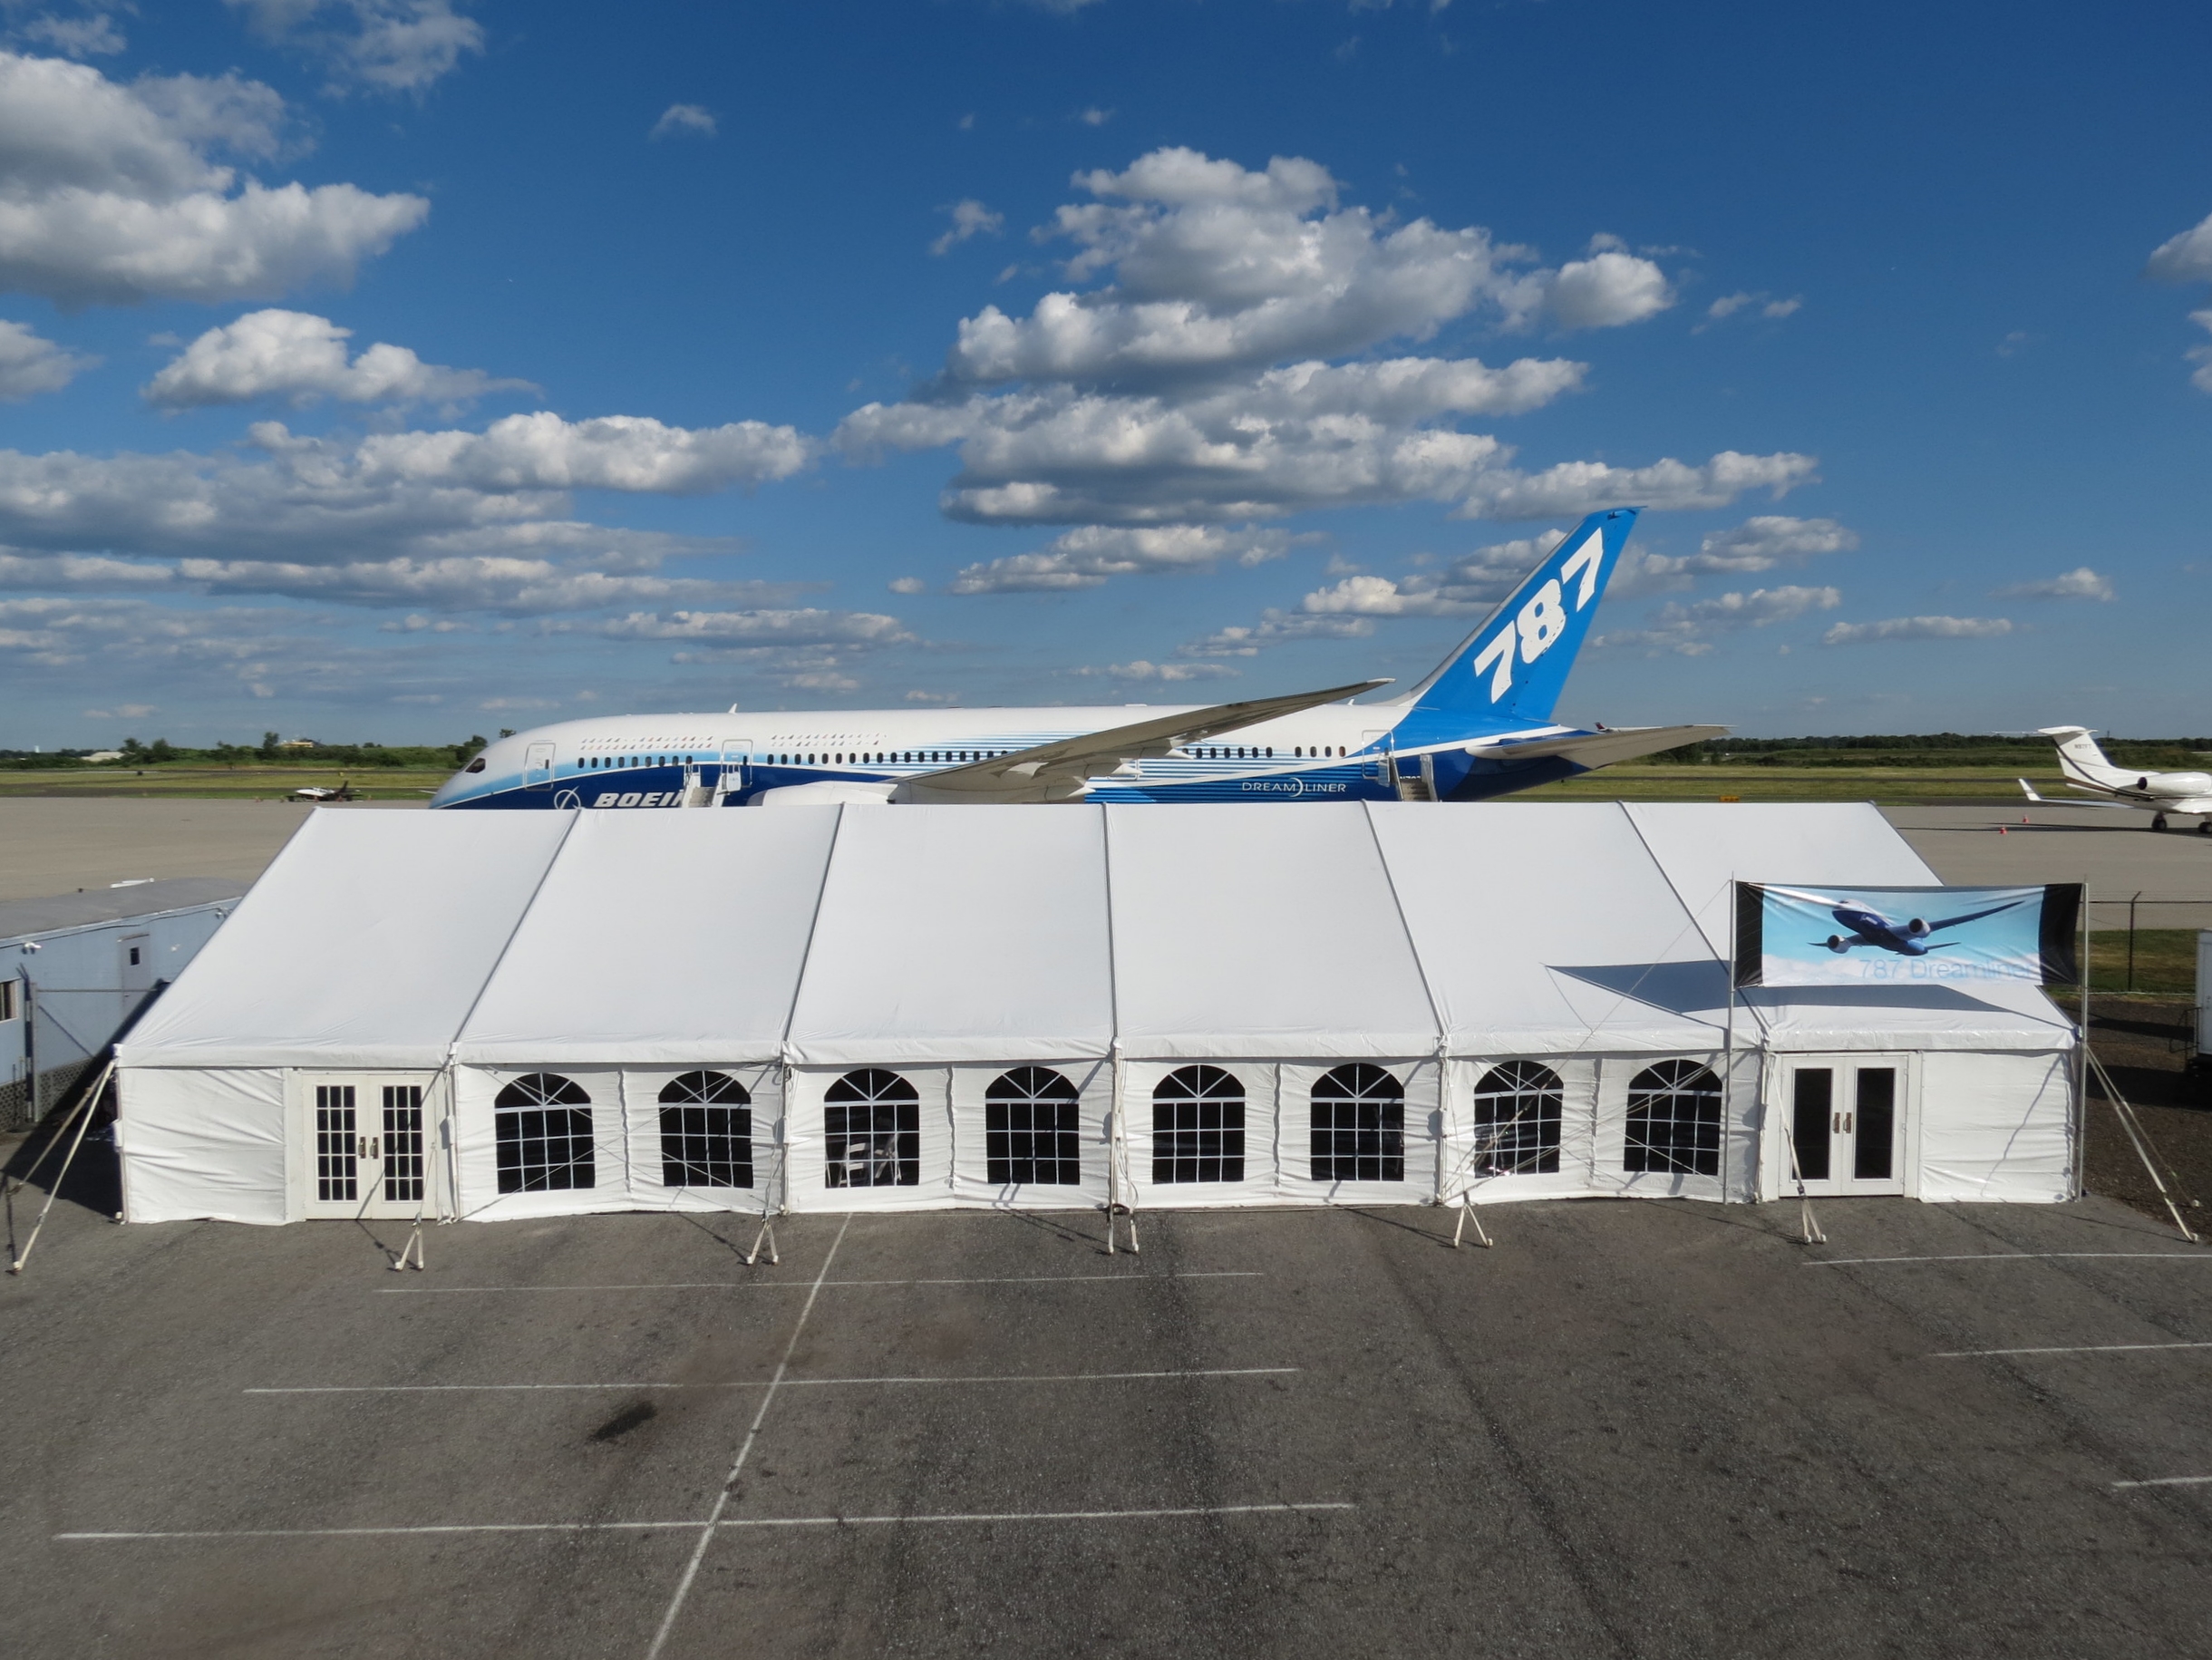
[289,779,359,802]
[2017,725,2212,834]
[1814,897,2025,956]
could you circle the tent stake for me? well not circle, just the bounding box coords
[391,1212,426,1272]
[1784,1125,1826,1247]
[10,1058,112,1275]
[1450,1196,1491,1249]
[744,1217,779,1267]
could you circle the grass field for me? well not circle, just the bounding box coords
[0,759,2076,804]
[0,762,449,801]
[1511,763,2060,804]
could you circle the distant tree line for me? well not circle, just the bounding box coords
[1649,733,2212,768]
[0,733,491,770]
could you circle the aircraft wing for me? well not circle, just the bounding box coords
[1459,724,1728,768]
[1926,898,2027,933]
[888,679,1388,804]
[2019,778,2137,811]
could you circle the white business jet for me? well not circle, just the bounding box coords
[2017,726,2212,833]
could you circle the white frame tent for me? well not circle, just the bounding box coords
[112,801,2080,1228]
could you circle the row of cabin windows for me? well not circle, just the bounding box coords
[546,744,1357,772]
[583,753,699,771]
[489,1060,1723,1194]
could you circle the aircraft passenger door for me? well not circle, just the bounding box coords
[722,737,753,791]
[1361,729,1395,784]
[1777,1055,1909,1197]
[523,741,556,790]
[303,1079,432,1218]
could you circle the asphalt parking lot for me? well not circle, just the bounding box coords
[2,1183,2209,1659]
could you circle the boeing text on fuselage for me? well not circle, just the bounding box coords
[428,508,1726,811]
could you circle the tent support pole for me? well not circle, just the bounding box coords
[10,1057,112,1275]
[2076,878,2091,1203]
[1103,1043,1136,1255]
[746,1089,785,1267]
[1722,880,1738,1208]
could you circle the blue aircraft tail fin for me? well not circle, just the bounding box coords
[1395,507,1640,733]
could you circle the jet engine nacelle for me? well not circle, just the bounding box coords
[1906,917,1930,937]
[1826,935,1848,953]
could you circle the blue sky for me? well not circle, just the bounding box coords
[1,0,2207,746]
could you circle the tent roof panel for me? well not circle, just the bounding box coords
[1368,803,1725,1053]
[1105,803,1438,1056]
[786,807,1113,1064]
[454,808,839,1064]
[118,810,572,1069]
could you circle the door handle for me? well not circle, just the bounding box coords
[1832,1112,1840,1134]
[1844,1112,1853,1134]
[368,1136,380,1160]
[357,1135,368,1160]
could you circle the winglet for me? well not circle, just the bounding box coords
[2017,777,2046,803]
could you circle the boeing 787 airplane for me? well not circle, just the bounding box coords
[430,506,1722,811]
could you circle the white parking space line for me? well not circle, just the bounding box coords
[58,1521,704,1541]
[54,1502,1354,1543]
[374,1272,1263,1295]
[246,1368,1299,1395]
[716,1502,1354,1527]
[1936,1341,2212,1358]
[2113,1476,2212,1490]
[1808,1252,2212,1267]
[646,1213,851,1660]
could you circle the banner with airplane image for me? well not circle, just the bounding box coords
[1732,882,2081,987]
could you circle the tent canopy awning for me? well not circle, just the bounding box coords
[116,802,2075,1072]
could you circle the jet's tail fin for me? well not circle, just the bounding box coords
[1393,507,1640,733]
[2037,725,2121,787]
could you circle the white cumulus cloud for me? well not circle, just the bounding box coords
[0,315,93,398]
[1069,658,1238,683]
[226,1,484,96]
[1617,514,1857,593]
[934,148,1664,391]
[1541,247,1674,330]
[1821,615,2013,645]
[2145,211,2212,393]
[930,198,1004,257]
[1597,585,1840,656]
[1991,566,2113,602]
[949,524,1290,593]
[1182,609,1374,656]
[1455,451,1819,521]
[19,13,127,57]
[650,103,716,141]
[350,411,814,494]
[0,50,428,305]
[2147,211,2212,284]
[144,309,532,408]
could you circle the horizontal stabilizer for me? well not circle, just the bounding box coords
[1461,723,1727,770]
[891,679,1387,804]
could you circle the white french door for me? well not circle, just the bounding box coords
[305,1079,432,1218]
[1778,1055,1909,1197]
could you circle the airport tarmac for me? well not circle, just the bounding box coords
[0,1186,2207,1658]
[0,798,418,901]
[4,796,2208,917]
[1886,803,2212,926]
